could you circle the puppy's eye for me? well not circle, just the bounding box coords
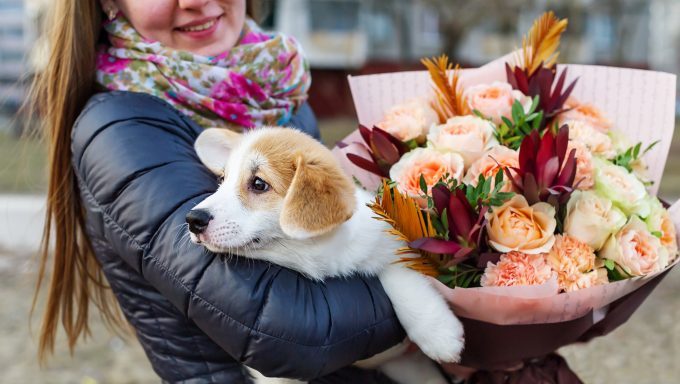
[250,176,270,193]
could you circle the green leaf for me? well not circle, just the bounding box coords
[604,259,616,270]
[643,140,660,155]
[651,230,663,238]
[511,101,522,123]
[472,109,488,120]
[530,95,539,112]
[437,274,454,285]
[419,174,428,195]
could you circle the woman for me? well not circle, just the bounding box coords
[31,1,407,382]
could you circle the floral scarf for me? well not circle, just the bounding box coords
[96,15,311,130]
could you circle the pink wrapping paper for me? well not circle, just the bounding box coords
[335,53,679,326]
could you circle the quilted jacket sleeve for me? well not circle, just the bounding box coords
[71,91,405,380]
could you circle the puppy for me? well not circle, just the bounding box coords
[187,127,464,384]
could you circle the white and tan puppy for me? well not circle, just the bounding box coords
[188,127,464,384]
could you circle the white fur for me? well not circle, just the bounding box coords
[191,128,464,384]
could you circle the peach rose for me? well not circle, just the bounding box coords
[600,216,670,276]
[376,98,439,142]
[557,99,612,133]
[568,140,594,190]
[545,235,601,292]
[566,120,615,158]
[464,82,531,125]
[645,197,679,261]
[463,146,518,192]
[427,115,498,166]
[481,251,552,287]
[486,195,557,254]
[389,147,465,200]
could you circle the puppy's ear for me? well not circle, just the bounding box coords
[280,154,357,239]
[194,128,242,175]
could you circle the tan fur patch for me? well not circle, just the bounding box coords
[246,129,357,237]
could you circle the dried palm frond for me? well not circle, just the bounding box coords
[521,11,568,75]
[421,55,469,123]
[369,180,444,276]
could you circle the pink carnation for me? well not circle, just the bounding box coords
[545,235,601,292]
[481,251,552,287]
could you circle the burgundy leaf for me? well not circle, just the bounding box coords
[504,166,524,191]
[409,238,464,254]
[557,148,577,186]
[555,124,569,165]
[514,67,530,94]
[431,184,450,216]
[453,247,474,260]
[535,130,555,171]
[553,68,567,100]
[371,129,401,164]
[373,126,409,155]
[336,141,348,149]
[554,78,578,113]
[523,172,540,205]
[519,131,539,174]
[448,191,473,240]
[539,157,560,189]
[358,124,372,145]
[506,63,518,89]
[346,153,387,177]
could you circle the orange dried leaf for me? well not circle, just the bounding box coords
[369,180,443,276]
[421,55,469,122]
[521,11,568,75]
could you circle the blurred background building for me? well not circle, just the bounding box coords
[1,1,679,383]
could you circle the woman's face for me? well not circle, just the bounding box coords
[114,0,246,56]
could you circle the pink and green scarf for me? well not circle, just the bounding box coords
[96,15,311,130]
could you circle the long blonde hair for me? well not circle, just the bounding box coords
[30,0,127,363]
[31,0,264,363]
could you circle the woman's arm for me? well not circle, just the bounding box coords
[71,91,405,380]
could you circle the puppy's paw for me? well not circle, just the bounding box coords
[411,315,464,363]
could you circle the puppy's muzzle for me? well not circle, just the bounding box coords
[186,209,213,235]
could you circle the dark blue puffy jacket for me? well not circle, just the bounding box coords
[71,91,405,383]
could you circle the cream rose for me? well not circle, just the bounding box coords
[566,120,615,158]
[464,82,531,125]
[463,146,518,192]
[557,100,612,133]
[600,216,669,276]
[645,197,679,260]
[564,190,626,251]
[481,251,553,287]
[486,195,556,254]
[389,147,465,200]
[593,157,651,218]
[376,98,439,142]
[427,115,498,166]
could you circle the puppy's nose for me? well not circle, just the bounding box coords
[186,209,213,235]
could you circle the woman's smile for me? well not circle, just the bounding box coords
[175,14,223,40]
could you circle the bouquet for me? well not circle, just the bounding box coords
[334,12,679,383]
